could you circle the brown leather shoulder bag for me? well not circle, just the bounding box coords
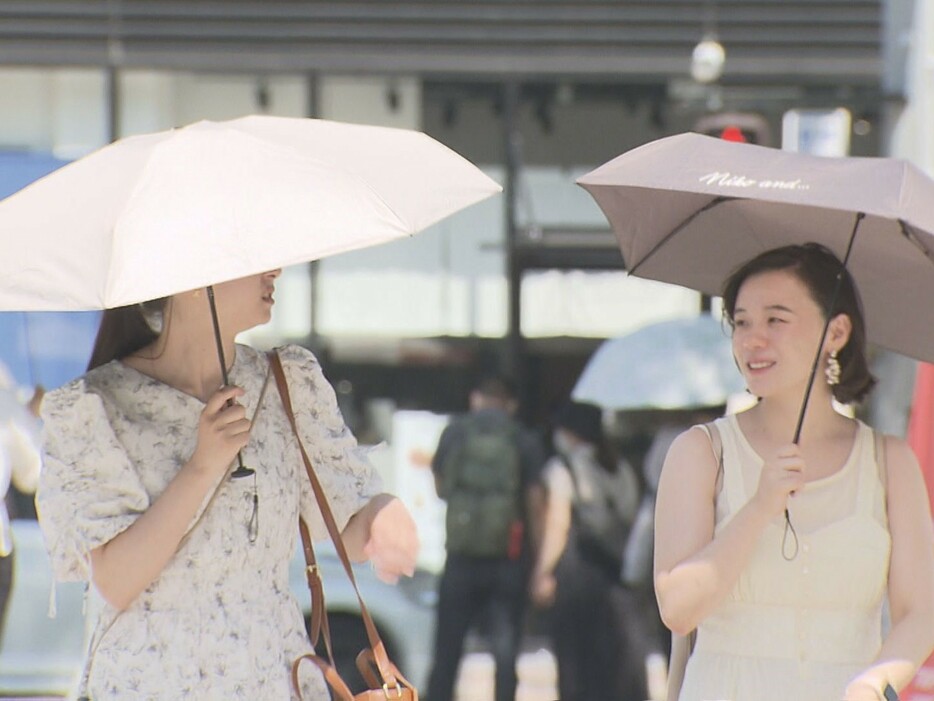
[269,351,418,701]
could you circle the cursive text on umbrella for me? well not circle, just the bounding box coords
[699,172,810,191]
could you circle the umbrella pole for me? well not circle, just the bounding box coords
[206,285,255,479]
[782,213,864,561]
[791,212,865,443]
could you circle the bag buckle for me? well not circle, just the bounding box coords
[382,681,403,699]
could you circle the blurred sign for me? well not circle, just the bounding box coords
[694,111,772,146]
[782,108,851,157]
[390,410,450,574]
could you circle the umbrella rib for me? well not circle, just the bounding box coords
[628,196,731,276]
[900,219,934,268]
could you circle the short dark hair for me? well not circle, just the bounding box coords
[721,243,876,404]
[553,401,603,445]
[472,373,517,402]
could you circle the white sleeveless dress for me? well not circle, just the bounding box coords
[678,414,891,701]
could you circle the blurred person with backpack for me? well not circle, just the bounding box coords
[531,401,645,701]
[427,374,545,701]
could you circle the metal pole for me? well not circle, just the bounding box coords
[306,72,321,351]
[106,0,122,143]
[502,81,524,399]
[105,64,119,144]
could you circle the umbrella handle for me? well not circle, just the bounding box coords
[206,285,255,480]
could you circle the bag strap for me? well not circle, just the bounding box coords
[699,420,735,506]
[872,428,888,485]
[559,452,615,513]
[298,517,325,649]
[268,351,400,693]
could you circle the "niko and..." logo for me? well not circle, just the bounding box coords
[698,171,810,191]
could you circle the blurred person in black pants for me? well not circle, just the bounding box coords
[427,374,545,701]
[531,401,646,701]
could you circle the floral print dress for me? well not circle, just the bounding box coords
[37,344,380,700]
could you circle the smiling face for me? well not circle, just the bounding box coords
[722,244,873,405]
[731,269,849,400]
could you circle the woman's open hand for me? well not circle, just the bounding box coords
[362,495,420,584]
[530,570,557,607]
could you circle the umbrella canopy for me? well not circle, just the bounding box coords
[577,132,934,364]
[572,315,744,411]
[0,115,501,311]
[0,151,99,389]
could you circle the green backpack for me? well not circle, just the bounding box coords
[440,415,523,557]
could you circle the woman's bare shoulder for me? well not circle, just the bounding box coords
[662,425,722,479]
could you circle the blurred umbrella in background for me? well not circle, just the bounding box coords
[572,314,744,411]
[0,312,99,391]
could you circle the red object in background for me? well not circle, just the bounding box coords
[907,362,934,518]
[719,125,747,143]
[507,520,524,560]
[901,362,934,700]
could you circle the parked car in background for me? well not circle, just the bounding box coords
[0,518,436,697]
[0,518,85,696]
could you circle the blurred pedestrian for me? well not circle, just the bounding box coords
[622,411,724,660]
[35,271,419,700]
[531,400,645,701]
[0,364,42,647]
[427,374,545,701]
[656,244,934,701]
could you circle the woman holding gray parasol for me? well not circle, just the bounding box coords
[654,244,934,701]
[577,131,934,701]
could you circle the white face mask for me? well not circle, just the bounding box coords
[553,429,575,457]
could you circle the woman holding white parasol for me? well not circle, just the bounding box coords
[0,115,502,699]
[38,270,420,699]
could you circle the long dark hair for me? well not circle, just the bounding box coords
[721,243,876,404]
[87,298,168,371]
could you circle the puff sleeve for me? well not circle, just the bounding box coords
[278,344,382,539]
[36,380,149,582]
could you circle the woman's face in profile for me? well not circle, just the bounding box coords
[211,269,282,333]
[730,269,826,399]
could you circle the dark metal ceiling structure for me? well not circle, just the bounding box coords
[0,1,881,84]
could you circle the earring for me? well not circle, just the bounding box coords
[825,350,841,386]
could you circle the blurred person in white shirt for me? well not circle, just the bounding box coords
[0,362,42,645]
